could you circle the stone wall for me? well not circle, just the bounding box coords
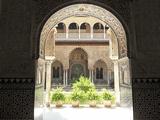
[55,44,113,69]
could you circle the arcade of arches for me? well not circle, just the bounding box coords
[35,4,132,107]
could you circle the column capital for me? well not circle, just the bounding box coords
[113,60,119,64]
[45,56,55,61]
[37,65,43,71]
[88,68,94,71]
[46,60,53,66]
[63,68,69,70]
[110,56,119,61]
[88,66,94,70]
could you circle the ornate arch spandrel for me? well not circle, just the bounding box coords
[44,29,56,57]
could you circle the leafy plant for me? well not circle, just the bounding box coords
[63,93,72,104]
[111,95,116,104]
[51,87,65,102]
[70,90,86,102]
[87,89,99,101]
[72,76,95,93]
[102,89,113,101]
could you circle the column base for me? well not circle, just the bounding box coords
[45,91,51,108]
[46,102,50,108]
[115,91,120,106]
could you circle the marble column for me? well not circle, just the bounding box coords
[107,70,110,86]
[104,26,106,39]
[65,69,68,86]
[45,60,53,107]
[113,60,120,106]
[91,70,94,83]
[63,70,66,86]
[79,27,80,39]
[89,69,92,81]
[66,25,69,39]
[89,69,94,83]
[42,63,46,88]
[91,26,93,39]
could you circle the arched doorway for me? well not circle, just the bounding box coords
[93,60,109,87]
[71,64,85,80]
[35,3,131,110]
[69,48,88,85]
[52,60,63,86]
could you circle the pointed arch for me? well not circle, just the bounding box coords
[93,59,108,85]
[69,47,88,60]
[52,60,63,86]
[69,48,88,84]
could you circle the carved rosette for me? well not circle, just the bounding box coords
[40,4,127,58]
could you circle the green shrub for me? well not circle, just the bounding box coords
[72,76,95,93]
[71,90,86,102]
[63,93,72,104]
[87,89,99,101]
[111,95,116,104]
[102,89,114,101]
[51,87,65,102]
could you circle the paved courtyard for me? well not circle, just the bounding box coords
[35,105,133,120]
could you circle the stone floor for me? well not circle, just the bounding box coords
[35,105,133,120]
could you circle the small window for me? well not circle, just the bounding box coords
[56,22,66,33]
[53,67,56,78]
[69,23,79,29]
[80,23,91,33]
[56,67,60,78]
[53,67,60,79]
[100,68,103,79]
[93,23,104,30]
[96,68,103,79]
[96,68,99,79]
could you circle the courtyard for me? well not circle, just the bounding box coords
[34,4,133,120]
[35,106,133,120]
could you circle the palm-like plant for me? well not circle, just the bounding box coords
[71,90,85,107]
[87,89,99,101]
[87,89,99,107]
[102,89,114,107]
[51,87,65,107]
[72,76,95,93]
